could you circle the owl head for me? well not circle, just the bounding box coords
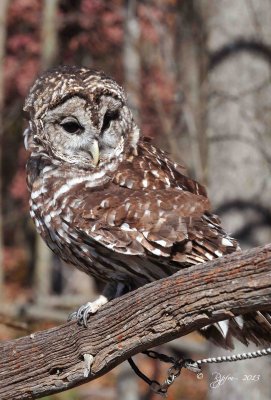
[23,66,140,168]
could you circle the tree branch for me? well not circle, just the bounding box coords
[1,244,271,400]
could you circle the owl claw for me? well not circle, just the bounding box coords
[67,295,109,327]
[67,302,99,327]
[78,302,97,327]
[67,310,78,322]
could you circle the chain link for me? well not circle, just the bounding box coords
[129,346,271,397]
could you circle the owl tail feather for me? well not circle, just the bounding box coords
[200,311,271,349]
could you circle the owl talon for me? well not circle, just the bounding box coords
[67,302,98,327]
[67,311,77,322]
[67,295,109,327]
[78,303,96,327]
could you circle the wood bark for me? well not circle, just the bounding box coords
[0,243,271,400]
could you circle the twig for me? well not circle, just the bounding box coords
[0,315,29,332]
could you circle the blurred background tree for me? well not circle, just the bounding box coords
[0,1,271,399]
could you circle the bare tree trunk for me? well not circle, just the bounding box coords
[123,0,141,121]
[0,0,9,303]
[150,9,180,163]
[35,0,59,303]
[198,1,271,399]
[41,0,59,69]
[175,0,209,183]
[121,3,141,398]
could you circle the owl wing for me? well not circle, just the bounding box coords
[114,138,208,198]
[71,187,209,257]
[71,137,238,261]
[71,186,234,263]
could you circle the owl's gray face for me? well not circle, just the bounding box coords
[23,66,140,168]
[33,94,127,167]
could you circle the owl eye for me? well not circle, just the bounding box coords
[60,117,84,135]
[101,109,120,132]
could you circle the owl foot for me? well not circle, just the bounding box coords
[68,294,108,327]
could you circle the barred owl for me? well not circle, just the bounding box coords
[24,66,270,349]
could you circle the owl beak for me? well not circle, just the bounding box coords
[90,139,100,166]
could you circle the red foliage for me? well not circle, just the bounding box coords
[9,147,28,210]
[138,3,164,44]
[5,57,40,98]
[80,0,104,15]
[8,0,41,26]
[78,1,123,50]
[5,0,41,99]
[4,246,27,280]
[8,35,39,55]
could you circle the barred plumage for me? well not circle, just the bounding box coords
[24,66,271,348]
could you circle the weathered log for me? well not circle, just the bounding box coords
[0,244,271,400]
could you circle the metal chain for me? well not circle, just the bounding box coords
[197,347,271,366]
[128,347,271,397]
